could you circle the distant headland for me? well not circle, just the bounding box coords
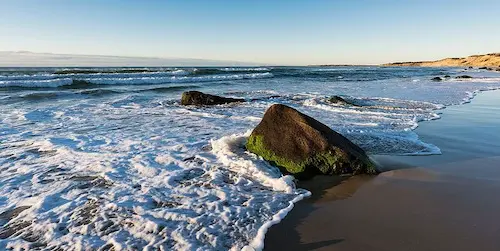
[383,53,500,68]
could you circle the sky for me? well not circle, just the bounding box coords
[1,0,500,65]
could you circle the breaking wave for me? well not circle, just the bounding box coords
[0,73,273,88]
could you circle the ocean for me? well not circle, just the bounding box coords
[1,66,499,250]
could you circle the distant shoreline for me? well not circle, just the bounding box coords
[383,53,500,68]
[307,64,375,67]
[309,53,500,69]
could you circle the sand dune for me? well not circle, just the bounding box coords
[384,53,500,67]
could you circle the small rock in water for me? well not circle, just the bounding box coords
[246,104,377,179]
[444,75,451,78]
[456,75,473,79]
[328,95,358,106]
[431,77,443,81]
[249,95,281,102]
[180,91,244,106]
[478,67,488,70]
[182,156,196,162]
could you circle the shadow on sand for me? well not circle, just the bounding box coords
[264,174,375,250]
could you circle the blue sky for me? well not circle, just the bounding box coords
[1,0,499,65]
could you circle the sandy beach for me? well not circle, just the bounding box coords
[264,90,500,251]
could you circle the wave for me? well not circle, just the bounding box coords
[78,89,122,96]
[0,70,190,82]
[0,78,75,88]
[50,67,267,75]
[0,129,308,250]
[53,68,179,75]
[2,92,63,104]
[141,85,200,93]
[3,66,500,249]
[0,68,274,86]
[0,73,273,88]
[220,67,270,72]
[2,86,200,104]
[351,96,445,110]
[0,73,57,81]
[300,96,443,155]
[82,72,273,85]
[349,131,441,155]
[210,132,310,250]
[192,67,270,75]
[2,85,202,104]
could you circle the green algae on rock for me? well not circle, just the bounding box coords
[246,104,377,179]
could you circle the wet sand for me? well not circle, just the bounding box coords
[264,90,500,251]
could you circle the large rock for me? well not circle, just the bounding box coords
[246,104,377,179]
[181,91,244,106]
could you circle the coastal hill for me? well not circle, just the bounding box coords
[383,53,500,67]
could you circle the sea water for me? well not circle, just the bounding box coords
[1,66,499,250]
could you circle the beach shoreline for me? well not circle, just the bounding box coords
[264,90,500,251]
[2,66,500,250]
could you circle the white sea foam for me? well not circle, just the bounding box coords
[296,96,446,154]
[210,131,297,193]
[0,102,306,250]
[244,188,311,251]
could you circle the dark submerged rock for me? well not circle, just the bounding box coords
[431,77,443,81]
[181,91,244,106]
[456,75,473,79]
[478,67,488,70]
[246,104,377,179]
[444,75,451,78]
[0,206,31,222]
[328,95,358,106]
[249,95,281,102]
